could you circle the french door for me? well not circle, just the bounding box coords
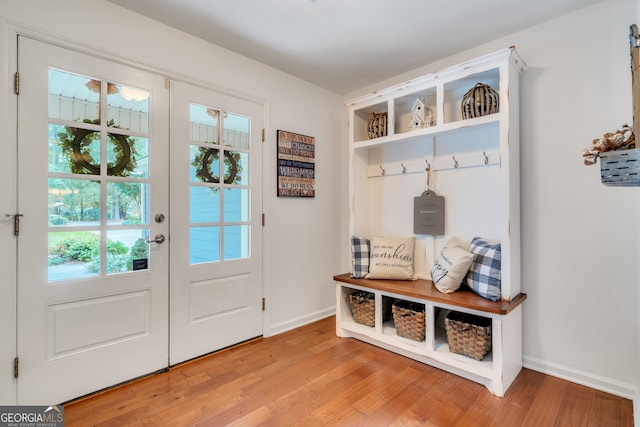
[16,36,169,404]
[169,81,263,364]
[16,36,263,404]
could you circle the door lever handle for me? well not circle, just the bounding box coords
[146,234,165,244]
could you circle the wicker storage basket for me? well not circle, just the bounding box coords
[392,300,426,341]
[461,83,499,119]
[349,291,375,327]
[445,311,492,360]
[599,148,640,186]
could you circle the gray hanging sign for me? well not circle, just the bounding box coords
[414,190,445,235]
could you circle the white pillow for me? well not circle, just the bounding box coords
[431,239,474,293]
[444,236,470,252]
[365,236,416,280]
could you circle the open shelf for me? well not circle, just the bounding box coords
[339,47,526,396]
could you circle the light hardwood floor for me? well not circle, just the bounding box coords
[64,316,634,426]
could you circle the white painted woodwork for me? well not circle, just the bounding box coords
[338,47,526,396]
[16,37,170,404]
[169,81,264,365]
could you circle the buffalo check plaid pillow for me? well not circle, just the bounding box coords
[465,237,501,301]
[350,236,370,278]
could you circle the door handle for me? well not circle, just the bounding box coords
[146,234,166,244]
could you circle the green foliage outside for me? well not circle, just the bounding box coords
[48,232,149,273]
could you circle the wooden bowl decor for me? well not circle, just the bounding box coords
[461,83,499,119]
[367,112,388,139]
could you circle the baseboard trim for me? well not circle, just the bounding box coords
[523,355,637,401]
[268,307,336,336]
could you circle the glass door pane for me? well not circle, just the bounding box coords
[47,69,153,281]
[188,103,251,264]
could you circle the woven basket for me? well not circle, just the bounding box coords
[392,300,425,341]
[461,83,499,119]
[349,291,375,327]
[599,148,640,186]
[445,311,492,360]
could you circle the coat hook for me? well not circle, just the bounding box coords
[401,162,406,174]
[425,158,431,170]
[453,156,459,169]
[483,151,489,165]
[379,164,385,176]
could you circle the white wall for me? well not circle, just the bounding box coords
[0,0,344,403]
[345,0,639,401]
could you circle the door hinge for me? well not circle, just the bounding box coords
[262,297,265,311]
[262,213,265,227]
[13,357,18,379]
[13,214,24,237]
[262,128,265,142]
[14,71,19,95]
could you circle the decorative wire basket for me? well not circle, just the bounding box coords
[392,300,425,341]
[367,112,388,139]
[461,83,499,119]
[445,311,492,360]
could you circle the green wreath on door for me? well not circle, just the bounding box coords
[191,146,242,186]
[57,119,138,177]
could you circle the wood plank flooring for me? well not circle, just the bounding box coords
[64,316,634,426]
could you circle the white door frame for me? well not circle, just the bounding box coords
[0,20,19,406]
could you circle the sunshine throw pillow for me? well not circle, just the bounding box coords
[365,236,416,280]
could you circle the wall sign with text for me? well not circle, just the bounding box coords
[277,130,315,197]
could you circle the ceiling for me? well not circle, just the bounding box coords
[107,0,603,94]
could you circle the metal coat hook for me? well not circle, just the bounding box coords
[379,164,385,176]
[453,156,459,169]
[483,151,489,165]
[401,162,406,174]
[425,158,431,171]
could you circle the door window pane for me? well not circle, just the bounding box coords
[223,112,249,150]
[49,125,101,175]
[223,189,249,222]
[48,231,100,281]
[107,134,149,178]
[107,182,148,225]
[48,69,100,124]
[106,229,150,274]
[190,187,220,223]
[190,226,220,264]
[224,225,249,260]
[48,178,100,226]
[224,150,248,186]
[191,146,221,184]
[190,104,219,145]
[107,83,150,133]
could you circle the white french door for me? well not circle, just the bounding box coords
[15,37,264,404]
[169,81,263,364]
[17,36,169,404]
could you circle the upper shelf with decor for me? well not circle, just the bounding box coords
[346,47,527,149]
